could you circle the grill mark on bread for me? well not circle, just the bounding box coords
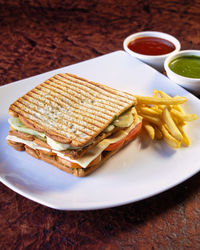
[22,95,104,130]
[42,81,119,115]
[28,91,109,123]
[18,114,44,132]
[25,92,109,126]
[52,75,130,108]
[11,104,84,142]
[11,101,104,145]
[58,73,134,103]
[9,73,136,147]
[47,78,127,111]
[11,103,95,145]
[10,105,45,132]
[34,85,114,119]
[14,100,95,138]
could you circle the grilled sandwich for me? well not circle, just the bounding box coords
[7,73,142,176]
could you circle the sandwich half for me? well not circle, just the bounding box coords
[7,73,142,177]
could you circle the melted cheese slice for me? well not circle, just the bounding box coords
[7,116,141,169]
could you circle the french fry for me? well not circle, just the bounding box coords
[154,126,163,140]
[170,109,198,122]
[153,90,165,110]
[158,90,171,98]
[172,115,187,127]
[173,104,185,113]
[141,114,161,126]
[134,96,187,105]
[143,120,155,139]
[153,89,159,97]
[162,107,183,141]
[139,106,161,117]
[158,90,172,109]
[177,125,190,146]
[161,124,181,148]
[151,106,163,114]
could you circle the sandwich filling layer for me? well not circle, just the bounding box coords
[7,115,142,169]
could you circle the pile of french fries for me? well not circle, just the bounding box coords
[134,90,198,148]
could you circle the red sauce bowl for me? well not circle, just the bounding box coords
[123,31,181,72]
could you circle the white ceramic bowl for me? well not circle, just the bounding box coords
[123,31,181,72]
[164,50,200,95]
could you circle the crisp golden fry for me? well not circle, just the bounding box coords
[158,90,171,98]
[172,116,187,127]
[154,126,163,140]
[162,107,183,141]
[177,125,190,146]
[143,120,155,139]
[151,106,162,112]
[153,89,159,97]
[139,106,161,117]
[173,104,185,113]
[158,90,172,109]
[134,96,187,105]
[158,104,166,110]
[141,114,161,126]
[161,124,181,148]
[170,109,198,122]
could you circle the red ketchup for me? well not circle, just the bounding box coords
[128,36,175,56]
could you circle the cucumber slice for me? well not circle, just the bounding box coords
[113,109,133,128]
[8,117,46,139]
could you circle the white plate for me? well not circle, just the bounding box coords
[0,51,200,210]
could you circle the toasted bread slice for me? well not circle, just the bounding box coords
[9,73,136,147]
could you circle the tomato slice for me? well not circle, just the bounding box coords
[125,121,142,142]
[105,121,142,151]
[104,137,125,151]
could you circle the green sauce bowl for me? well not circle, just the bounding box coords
[164,50,200,95]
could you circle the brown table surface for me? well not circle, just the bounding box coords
[0,1,200,249]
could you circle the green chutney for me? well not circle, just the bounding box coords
[169,55,200,79]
